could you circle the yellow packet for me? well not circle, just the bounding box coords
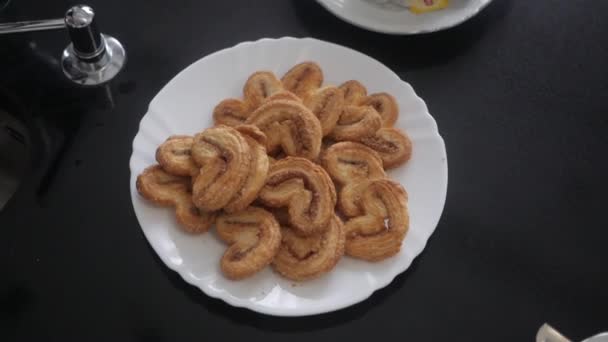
[409,0,449,14]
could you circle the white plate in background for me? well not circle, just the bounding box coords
[316,0,492,34]
[129,37,448,316]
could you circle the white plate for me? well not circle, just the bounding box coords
[316,0,492,34]
[129,37,447,316]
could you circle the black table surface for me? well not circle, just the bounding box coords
[1,1,607,341]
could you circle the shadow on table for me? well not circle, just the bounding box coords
[291,0,511,73]
[152,245,422,332]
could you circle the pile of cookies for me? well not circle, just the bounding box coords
[136,62,412,281]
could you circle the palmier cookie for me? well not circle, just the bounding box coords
[341,179,409,262]
[339,80,399,127]
[329,105,381,141]
[282,62,344,136]
[258,157,336,236]
[190,125,252,211]
[213,71,284,127]
[281,61,323,99]
[273,215,345,281]
[155,135,197,176]
[216,207,282,280]
[246,100,322,160]
[321,141,386,186]
[358,127,412,169]
[222,125,270,213]
[320,141,387,216]
[136,165,215,234]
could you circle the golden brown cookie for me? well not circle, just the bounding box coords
[258,157,336,236]
[341,179,409,261]
[190,125,252,211]
[321,141,387,217]
[222,126,269,213]
[243,71,284,110]
[304,86,344,136]
[329,105,382,141]
[212,98,249,127]
[339,80,367,105]
[320,141,386,186]
[272,215,345,281]
[213,71,284,127]
[281,61,323,99]
[155,135,197,176]
[363,93,398,127]
[339,81,399,127]
[216,207,282,280]
[245,100,322,160]
[358,127,412,169]
[283,63,345,137]
[136,165,215,234]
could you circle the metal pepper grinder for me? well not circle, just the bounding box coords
[0,4,126,86]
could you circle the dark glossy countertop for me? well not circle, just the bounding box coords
[1,1,607,341]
